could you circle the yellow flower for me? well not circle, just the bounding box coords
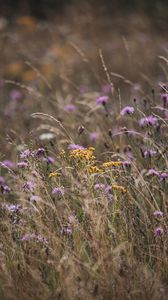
[112,184,127,193]
[102,161,123,168]
[48,172,61,178]
[59,150,66,157]
[69,147,95,161]
[87,166,103,174]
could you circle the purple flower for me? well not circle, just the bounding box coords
[20,149,32,160]
[159,172,168,181]
[94,183,106,191]
[1,185,10,194]
[21,233,36,241]
[17,161,29,169]
[161,93,168,103]
[154,227,164,236]
[46,156,55,164]
[96,95,109,105]
[94,184,113,202]
[5,204,22,213]
[143,149,157,158]
[35,148,45,157]
[42,155,55,164]
[68,144,85,150]
[139,115,158,127]
[120,106,134,116]
[89,132,99,142]
[64,104,76,112]
[21,233,48,245]
[105,185,112,194]
[153,211,163,218]
[36,235,48,245]
[123,160,131,167]
[52,187,64,196]
[9,89,23,101]
[23,181,35,193]
[146,168,159,176]
[61,225,73,236]
[1,160,15,169]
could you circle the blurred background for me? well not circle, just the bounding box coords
[0,0,167,155]
[1,0,168,22]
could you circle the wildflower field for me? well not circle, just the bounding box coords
[0,2,168,299]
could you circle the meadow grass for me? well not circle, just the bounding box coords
[0,9,168,300]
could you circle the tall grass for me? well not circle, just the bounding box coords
[0,9,168,300]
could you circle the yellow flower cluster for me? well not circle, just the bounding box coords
[59,150,66,157]
[87,166,103,174]
[102,161,123,168]
[48,172,61,178]
[69,147,95,161]
[112,184,127,193]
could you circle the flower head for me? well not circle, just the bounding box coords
[139,115,158,127]
[43,156,55,164]
[35,148,45,157]
[123,160,131,167]
[17,161,29,169]
[20,149,32,160]
[161,93,168,104]
[94,183,106,191]
[102,161,123,168]
[146,168,159,177]
[1,185,10,194]
[143,149,157,158]
[21,232,48,245]
[120,106,134,116]
[5,204,22,213]
[159,172,168,181]
[96,95,108,105]
[48,172,61,178]
[1,160,15,169]
[153,211,163,218]
[154,226,164,236]
[23,181,35,193]
[64,104,76,112]
[70,147,95,161]
[52,187,65,196]
[61,225,73,236]
[112,184,127,193]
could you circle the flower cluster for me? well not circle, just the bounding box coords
[48,172,61,178]
[21,233,48,246]
[112,184,127,193]
[102,161,123,168]
[87,166,103,174]
[69,147,96,161]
